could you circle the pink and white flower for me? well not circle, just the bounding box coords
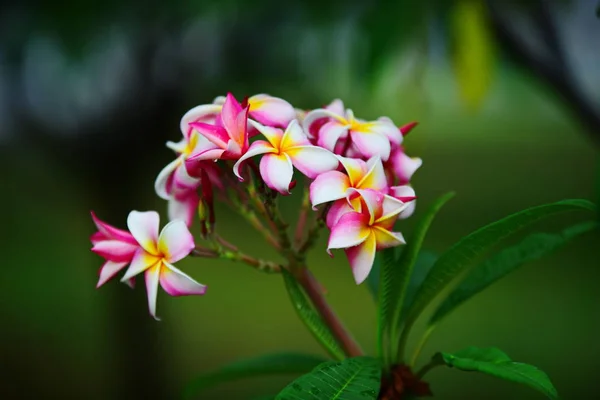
[90,212,138,288]
[303,100,402,161]
[120,211,206,320]
[327,189,407,284]
[213,93,296,129]
[233,120,339,195]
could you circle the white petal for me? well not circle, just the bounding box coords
[232,140,276,180]
[127,211,160,254]
[144,263,162,321]
[154,158,181,200]
[158,220,195,263]
[260,153,294,194]
[286,145,339,179]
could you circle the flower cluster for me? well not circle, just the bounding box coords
[91,93,422,319]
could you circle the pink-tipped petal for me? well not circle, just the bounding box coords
[248,94,296,128]
[399,121,418,136]
[185,148,226,171]
[326,99,345,116]
[287,145,339,179]
[180,104,222,140]
[172,161,200,191]
[233,105,250,151]
[121,248,161,281]
[373,227,406,250]
[92,240,138,262]
[302,109,344,139]
[160,262,207,296]
[220,93,244,138]
[345,232,377,285]
[158,220,195,263]
[144,263,162,321]
[356,156,388,191]
[280,120,310,148]
[97,260,129,288]
[350,131,391,161]
[259,153,294,195]
[248,120,284,149]
[309,171,350,209]
[90,212,137,245]
[379,194,408,222]
[189,122,229,149]
[327,212,371,254]
[325,199,355,229]
[127,211,160,254]
[232,140,276,180]
[317,120,349,152]
[154,158,181,200]
[348,188,385,225]
[390,185,417,219]
[391,151,423,185]
[370,119,403,147]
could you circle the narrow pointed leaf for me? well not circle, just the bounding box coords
[281,268,346,360]
[403,199,596,344]
[275,357,382,400]
[430,221,597,326]
[386,192,455,360]
[183,353,329,399]
[375,247,397,358]
[438,347,558,399]
[397,250,438,327]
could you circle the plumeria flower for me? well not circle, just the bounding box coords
[303,100,402,161]
[233,119,339,195]
[120,211,207,320]
[185,93,250,165]
[90,212,138,288]
[327,189,407,284]
[310,155,388,210]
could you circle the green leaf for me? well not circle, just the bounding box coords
[183,353,329,399]
[386,192,455,361]
[397,250,438,326]
[429,221,597,326]
[402,199,596,347]
[281,268,346,360]
[438,347,559,399]
[366,251,384,302]
[375,247,398,359]
[275,357,382,400]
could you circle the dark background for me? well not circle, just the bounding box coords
[1,0,599,398]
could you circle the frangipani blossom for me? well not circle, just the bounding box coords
[90,212,138,288]
[120,211,206,320]
[213,93,296,128]
[186,93,250,164]
[310,155,388,210]
[233,120,339,194]
[303,100,402,161]
[327,189,407,284]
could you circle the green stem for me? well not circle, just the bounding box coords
[416,355,444,380]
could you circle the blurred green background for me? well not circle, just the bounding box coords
[1,0,599,399]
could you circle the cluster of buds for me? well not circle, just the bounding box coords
[90,93,422,319]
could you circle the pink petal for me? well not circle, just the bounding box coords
[390,149,422,185]
[389,185,417,219]
[326,99,345,116]
[121,248,161,281]
[90,212,137,245]
[317,120,349,152]
[280,120,311,148]
[348,188,385,225]
[325,199,355,229]
[220,93,244,138]
[248,94,296,128]
[172,161,201,191]
[309,171,350,209]
[232,104,250,151]
[399,121,418,136]
[168,191,199,227]
[248,120,284,149]
[158,220,195,263]
[189,122,229,149]
[373,226,405,250]
[337,156,368,187]
[185,148,226,174]
[260,153,294,195]
[370,118,403,147]
[160,262,207,296]
[356,156,388,191]
[124,278,136,289]
[350,130,391,161]
[91,240,138,262]
[144,263,162,321]
[327,212,370,255]
[232,140,277,180]
[345,232,377,284]
[286,145,339,179]
[154,158,181,200]
[90,231,105,245]
[302,109,343,139]
[97,260,129,288]
[127,211,160,254]
[179,104,222,140]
